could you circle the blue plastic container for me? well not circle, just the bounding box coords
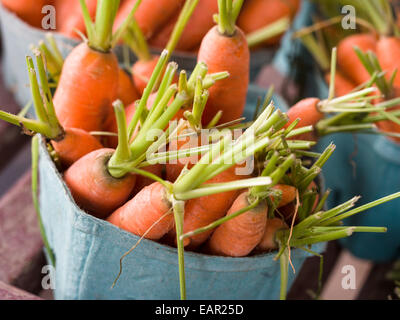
[273,0,400,261]
[38,85,325,300]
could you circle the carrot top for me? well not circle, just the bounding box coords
[80,0,142,52]
[0,52,63,140]
[215,0,244,36]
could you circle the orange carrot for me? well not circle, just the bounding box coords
[377,36,400,88]
[55,0,97,39]
[149,0,219,51]
[54,42,119,132]
[51,127,103,168]
[117,67,141,107]
[125,0,198,95]
[64,148,137,218]
[285,97,323,141]
[337,33,377,85]
[131,56,160,94]
[0,53,103,168]
[256,217,288,251]
[180,166,248,249]
[271,184,297,208]
[114,0,184,39]
[53,0,133,133]
[237,0,300,46]
[206,192,268,257]
[198,0,250,125]
[107,182,174,240]
[2,0,48,28]
[325,71,356,97]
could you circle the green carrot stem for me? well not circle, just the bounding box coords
[108,101,132,178]
[293,197,359,234]
[299,246,323,299]
[320,192,400,226]
[318,124,375,136]
[206,111,223,129]
[112,0,143,48]
[279,246,290,300]
[143,145,212,167]
[173,133,231,193]
[313,189,331,214]
[140,84,178,134]
[32,135,55,267]
[0,111,53,137]
[166,0,200,59]
[175,177,272,201]
[262,151,280,176]
[181,198,260,241]
[127,50,169,138]
[198,135,274,186]
[217,0,244,36]
[26,57,49,125]
[93,0,120,52]
[362,0,389,35]
[33,51,60,133]
[328,48,337,100]
[299,33,330,71]
[46,33,64,67]
[247,17,290,48]
[286,125,314,139]
[148,63,178,117]
[172,199,187,300]
[123,17,152,62]
[129,92,186,163]
[79,0,95,42]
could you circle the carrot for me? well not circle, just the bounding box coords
[337,33,377,86]
[324,71,356,97]
[63,52,190,217]
[285,97,323,141]
[55,0,97,39]
[149,0,219,51]
[2,0,48,28]
[64,148,137,218]
[237,0,300,46]
[180,166,248,249]
[0,53,102,168]
[198,153,295,257]
[377,36,400,88]
[256,217,288,251]
[107,182,174,239]
[114,0,184,39]
[271,184,297,208]
[54,0,140,132]
[207,191,268,257]
[125,0,199,95]
[198,0,250,125]
[117,67,141,107]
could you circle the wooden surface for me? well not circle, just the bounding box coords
[0,55,398,301]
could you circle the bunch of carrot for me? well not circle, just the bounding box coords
[294,0,400,143]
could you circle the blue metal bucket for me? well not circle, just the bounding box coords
[38,85,325,300]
